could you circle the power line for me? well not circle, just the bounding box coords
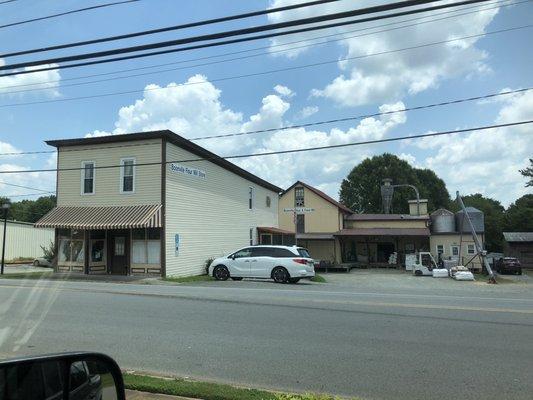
[0,0,141,30]
[1,191,55,198]
[0,0,497,79]
[0,180,55,193]
[0,0,515,90]
[0,0,340,58]
[0,120,531,174]
[0,0,17,5]
[2,0,521,96]
[0,0,486,72]
[0,87,530,157]
[1,24,529,108]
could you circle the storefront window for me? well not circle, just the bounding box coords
[132,228,161,265]
[57,229,84,264]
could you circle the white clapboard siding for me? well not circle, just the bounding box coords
[165,143,279,277]
[0,221,54,260]
[57,139,162,206]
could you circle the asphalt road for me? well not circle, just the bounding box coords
[0,277,532,400]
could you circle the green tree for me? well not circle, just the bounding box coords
[450,193,505,252]
[519,159,533,187]
[504,194,533,232]
[0,195,56,222]
[339,153,450,213]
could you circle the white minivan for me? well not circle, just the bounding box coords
[209,245,315,283]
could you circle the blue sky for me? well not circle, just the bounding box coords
[0,0,532,206]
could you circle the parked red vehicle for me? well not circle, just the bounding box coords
[495,257,522,275]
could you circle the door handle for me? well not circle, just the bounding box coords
[251,260,257,262]
[244,260,250,262]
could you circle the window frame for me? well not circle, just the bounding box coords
[248,186,254,210]
[80,160,95,195]
[436,244,444,255]
[131,228,161,266]
[295,186,304,207]
[249,227,254,245]
[467,244,476,255]
[120,157,136,194]
[450,245,460,257]
[296,214,305,233]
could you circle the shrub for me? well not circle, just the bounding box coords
[40,241,56,263]
[204,257,215,275]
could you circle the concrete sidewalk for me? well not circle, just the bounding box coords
[126,389,198,399]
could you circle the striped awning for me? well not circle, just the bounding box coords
[35,204,162,229]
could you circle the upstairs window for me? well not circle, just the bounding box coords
[81,161,95,194]
[296,214,305,233]
[120,158,135,193]
[248,187,254,210]
[467,244,476,255]
[295,186,304,207]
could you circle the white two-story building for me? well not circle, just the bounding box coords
[36,130,281,277]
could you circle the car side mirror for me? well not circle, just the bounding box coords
[0,352,125,400]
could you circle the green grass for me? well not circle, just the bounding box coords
[123,373,348,400]
[162,274,215,283]
[123,373,276,400]
[311,274,326,283]
[0,271,53,279]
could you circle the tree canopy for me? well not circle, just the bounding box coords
[0,195,56,223]
[339,153,450,214]
[519,159,533,187]
[504,194,533,232]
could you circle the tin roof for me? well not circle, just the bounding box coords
[345,213,429,221]
[257,226,294,235]
[503,232,533,242]
[335,228,430,236]
[35,204,162,229]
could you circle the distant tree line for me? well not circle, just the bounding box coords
[0,195,56,223]
[340,154,533,252]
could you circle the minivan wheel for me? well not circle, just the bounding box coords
[272,267,289,284]
[414,270,423,276]
[231,277,243,281]
[213,265,230,281]
[33,260,40,267]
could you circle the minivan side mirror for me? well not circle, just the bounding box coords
[0,352,125,400]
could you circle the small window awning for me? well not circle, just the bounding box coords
[35,204,162,230]
[257,226,294,235]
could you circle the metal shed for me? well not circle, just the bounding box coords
[0,220,54,261]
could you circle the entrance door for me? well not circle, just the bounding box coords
[108,230,129,275]
[377,242,395,263]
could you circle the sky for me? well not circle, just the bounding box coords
[0,0,532,207]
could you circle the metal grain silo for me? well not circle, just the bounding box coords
[455,207,484,233]
[430,208,456,233]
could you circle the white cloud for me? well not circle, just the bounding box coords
[0,163,55,199]
[273,84,294,97]
[414,90,533,205]
[86,75,407,198]
[268,0,499,107]
[0,59,61,98]
[296,105,319,120]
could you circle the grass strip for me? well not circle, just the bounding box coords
[123,373,349,400]
[163,275,215,283]
[0,271,54,279]
[310,274,326,283]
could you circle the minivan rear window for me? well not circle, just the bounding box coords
[297,248,311,258]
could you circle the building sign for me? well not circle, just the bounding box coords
[283,207,315,214]
[170,163,206,179]
[175,234,180,256]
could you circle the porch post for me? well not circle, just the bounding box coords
[84,230,89,275]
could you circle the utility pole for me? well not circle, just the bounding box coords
[456,192,496,284]
[1,201,10,275]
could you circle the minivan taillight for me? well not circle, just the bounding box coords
[293,258,307,265]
